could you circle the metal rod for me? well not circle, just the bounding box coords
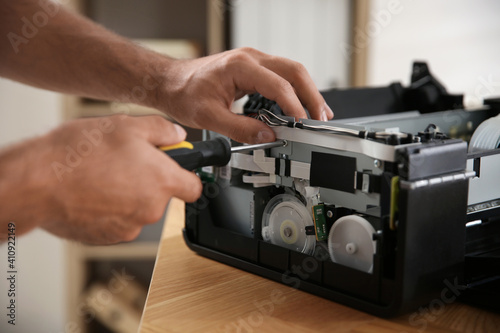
[230,139,287,153]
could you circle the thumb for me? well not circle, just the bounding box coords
[210,111,276,144]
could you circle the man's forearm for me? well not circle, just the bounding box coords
[0,0,168,107]
[1,0,332,145]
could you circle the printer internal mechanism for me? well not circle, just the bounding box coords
[183,62,500,316]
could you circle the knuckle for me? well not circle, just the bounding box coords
[226,49,254,67]
[288,61,308,82]
[292,61,307,73]
[237,46,258,55]
[277,79,295,95]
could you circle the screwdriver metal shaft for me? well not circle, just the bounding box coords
[161,138,287,170]
[230,139,287,153]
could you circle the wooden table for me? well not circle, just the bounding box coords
[139,198,500,333]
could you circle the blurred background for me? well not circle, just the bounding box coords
[1,0,499,332]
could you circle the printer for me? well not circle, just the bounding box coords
[183,62,500,316]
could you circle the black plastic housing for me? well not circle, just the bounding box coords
[183,139,471,317]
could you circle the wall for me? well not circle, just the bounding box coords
[0,78,66,332]
[231,0,351,90]
[366,0,500,107]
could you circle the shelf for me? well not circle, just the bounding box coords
[134,38,201,59]
[82,241,159,260]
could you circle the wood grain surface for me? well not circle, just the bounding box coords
[139,198,500,333]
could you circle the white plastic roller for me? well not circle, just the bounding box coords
[469,114,500,152]
[261,194,316,255]
[328,215,377,273]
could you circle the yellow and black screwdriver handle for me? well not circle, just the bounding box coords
[160,137,232,171]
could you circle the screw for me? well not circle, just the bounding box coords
[326,210,333,218]
[374,159,382,168]
[467,121,473,131]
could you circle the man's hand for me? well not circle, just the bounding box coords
[157,48,334,144]
[1,0,332,145]
[0,0,332,242]
[0,115,202,244]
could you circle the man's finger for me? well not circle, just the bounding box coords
[159,161,203,203]
[226,48,333,121]
[230,61,308,120]
[201,106,276,144]
[259,56,333,121]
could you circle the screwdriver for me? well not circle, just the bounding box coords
[160,138,287,170]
